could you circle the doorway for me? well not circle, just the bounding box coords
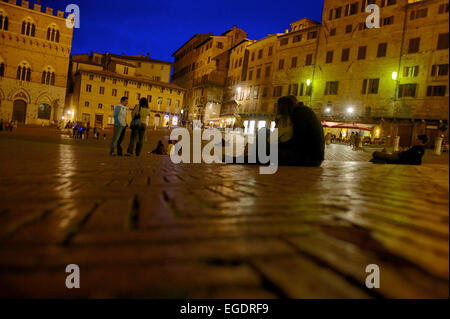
[12,100,27,123]
[397,125,413,148]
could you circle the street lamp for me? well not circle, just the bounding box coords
[392,72,398,81]
[347,107,354,115]
[306,79,311,86]
[325,107,331,114]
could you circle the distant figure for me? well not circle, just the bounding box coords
[350,132,356,148]
[325,133,332,146]
[9,120,14,132]
[72,124,78,138]
[151,140,166,155]
[371,134,428,165]
[110,96,129,156]
[126,98,150,157]
[86,122,90,140]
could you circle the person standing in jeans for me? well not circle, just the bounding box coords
[126,97,150,157]
[110,96,129,156]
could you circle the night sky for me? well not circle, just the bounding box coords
[35,0,324,62]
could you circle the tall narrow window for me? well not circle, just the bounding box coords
[377,43,387,57]
[326,51,334,63]
[0,62,5,77]
[0,15,9,31]
[341,48,350,62]
[408,38,420,53]
[358,46,367,60]
[437,33,449,50]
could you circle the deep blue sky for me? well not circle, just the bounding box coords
[37,0,324,62]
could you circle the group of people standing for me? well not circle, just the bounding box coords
[110,96,150,157]
[0,119,15,132]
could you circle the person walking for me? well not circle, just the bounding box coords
[110,97,129,156]
[126,98,150,157]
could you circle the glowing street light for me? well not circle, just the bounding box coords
[61,116,65,120]
[347,107,354,114]
[181,109,184,114]
[306,79,311,86]
[237,87,242,94]
[392,72,398,81]
[325,107,331,113]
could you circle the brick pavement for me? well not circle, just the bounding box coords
[0,129,448,298]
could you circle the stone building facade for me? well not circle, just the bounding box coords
[172,26,248,123]
[173,0,448,146]
[0,0,73,125]
[66,52,185,128]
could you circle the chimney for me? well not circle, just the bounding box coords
[233,25,237,29]
[147,52,150,58]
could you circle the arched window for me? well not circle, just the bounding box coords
[0,13,9,31]
[21,18,36,37]
[41,67,56,85]
[17,62,31,81]
[38,104,51,120]
[47,25,60,43]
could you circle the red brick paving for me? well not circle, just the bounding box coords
[0,129,448,298]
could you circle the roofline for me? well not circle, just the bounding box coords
[247,34,282,48]
[228,38,253,52]
[172,34,210,57]
[278,24,321,38]
[107,53,173,65]
[290,17,321,26]
[75,69,186,91]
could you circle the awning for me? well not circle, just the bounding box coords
[327,122,374,131]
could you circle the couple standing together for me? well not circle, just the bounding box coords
[110,96,150,157]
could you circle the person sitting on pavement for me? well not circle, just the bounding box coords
[224,96,325,167]
[151,140,166,155]
[371,134,428,165]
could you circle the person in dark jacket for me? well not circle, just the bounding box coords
[225,96,325,167]
[151,140,166,155]
[371,134,428,165]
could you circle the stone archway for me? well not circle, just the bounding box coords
[13,100,27,123]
